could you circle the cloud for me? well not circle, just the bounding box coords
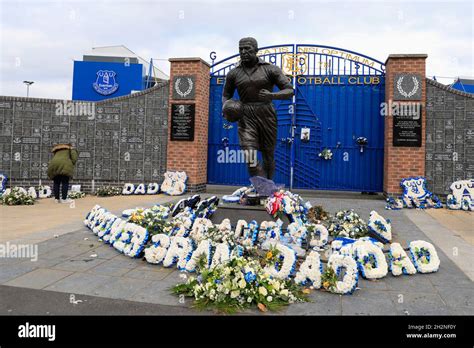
[0,0,472,99]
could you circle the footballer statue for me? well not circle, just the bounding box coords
[222,37,294,180]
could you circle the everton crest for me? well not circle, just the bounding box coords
[93,70,119,95]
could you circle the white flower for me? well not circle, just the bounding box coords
[247,297,253,303]
[266,296,273,302]
[280,289,289,296]
[230,290,240,298]
[238,279,246,289]
[258,287,268,296]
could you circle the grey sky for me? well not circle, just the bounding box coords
[0,0,472,99]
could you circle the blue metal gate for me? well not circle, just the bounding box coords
[208,44,385,192]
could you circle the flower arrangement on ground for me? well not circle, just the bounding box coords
[325,209,369,238]
[1,187,35,205]
[172,255,308,313]
[68,191,86,199]
[95,186,122,197]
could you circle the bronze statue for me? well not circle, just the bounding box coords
[222,37,294,180]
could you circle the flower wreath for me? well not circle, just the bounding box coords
[308,223,329,249]
[92,211,115,236]
[353,240,388,279]
[185,239,213,272]
[27,187,37,199]
[134,183,146,195]
[96,215,118,240]
[260,221,281,243]
[146,183,160,195]
[189,217,214,242]
[388,242,416,276]
[287,222,307,247]
[122,223,149,258]
[211,242,231,269]
[294,250,322,288]
[163,236,194,269]
[264,243,297,280]
[409,240,440,273]
[0,172,7,194]
[367,210,392,244]
[161,171,187,196]
[326,253,359,295]
[144,234,171,264]
[122,183,135,195]
[37,185,52,198]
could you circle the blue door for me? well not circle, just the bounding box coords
[207,44,385,192]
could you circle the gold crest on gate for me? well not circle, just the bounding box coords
[282,53,308,76]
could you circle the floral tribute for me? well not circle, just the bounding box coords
[0,173,7,195]
[161,171,187,196]
[325,210,369,239]
[37,185,52,198]
[95,186,122,197]
[446,179,474,211]
[122,183,161,195]
[367,210,392,243]
[83,191,443,313]
[385,177,443,210]
[318,148,333,160]
[1,187,35,205]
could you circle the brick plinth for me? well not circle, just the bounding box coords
[383,54,428,195]
[166,58,210,193]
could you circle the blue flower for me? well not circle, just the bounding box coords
[244,271,256,283]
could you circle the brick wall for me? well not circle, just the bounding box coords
[166,58,210,192]
[425,78,474,196]
[383,54,427,195]
[0,82,169,193]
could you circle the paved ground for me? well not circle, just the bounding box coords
[0,193,472,315]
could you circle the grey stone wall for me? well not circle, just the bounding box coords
[0,82,169,193]
[425,78,474,196]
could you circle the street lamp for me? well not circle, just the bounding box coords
[23,81,34,97]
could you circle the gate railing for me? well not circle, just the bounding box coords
[210,43,385,77]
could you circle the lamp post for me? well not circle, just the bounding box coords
[23,81,34,97]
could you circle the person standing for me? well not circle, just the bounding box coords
[47,143,79,203]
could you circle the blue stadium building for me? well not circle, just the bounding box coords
[72,45,168,101]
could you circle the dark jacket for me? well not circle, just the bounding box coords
[47,144,78,179]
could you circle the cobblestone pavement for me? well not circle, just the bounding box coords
[0,194,472,315]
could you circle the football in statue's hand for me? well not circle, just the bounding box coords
[222,99,243,123]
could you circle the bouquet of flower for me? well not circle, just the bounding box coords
[1,187,35,205]
[68,191,86,199]
[128,205,172,236]
[307,205,330,223]
[172,255,308,313]
[325,209,369,238]
[95,186,122,197]
[318,148,333,160]
[266,190,308,222]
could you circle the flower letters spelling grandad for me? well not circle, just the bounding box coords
[84,202,442,297]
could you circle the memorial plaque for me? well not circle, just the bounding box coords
[393,105,422,147]
[172,75,196,100]
[171,103,195,141]
[393,73,422,101]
